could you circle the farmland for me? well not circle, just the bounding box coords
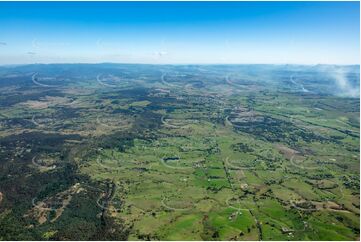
[0,64,359,240]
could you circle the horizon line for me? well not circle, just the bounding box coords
[1,62,360,67]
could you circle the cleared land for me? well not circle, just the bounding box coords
[0,64,359,240]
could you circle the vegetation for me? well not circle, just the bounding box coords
[0,64,359,240]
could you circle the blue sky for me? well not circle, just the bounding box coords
[0,1,359,65]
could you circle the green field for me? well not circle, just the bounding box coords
[0,64,359,240]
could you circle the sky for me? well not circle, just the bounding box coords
[0,1,359,65]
